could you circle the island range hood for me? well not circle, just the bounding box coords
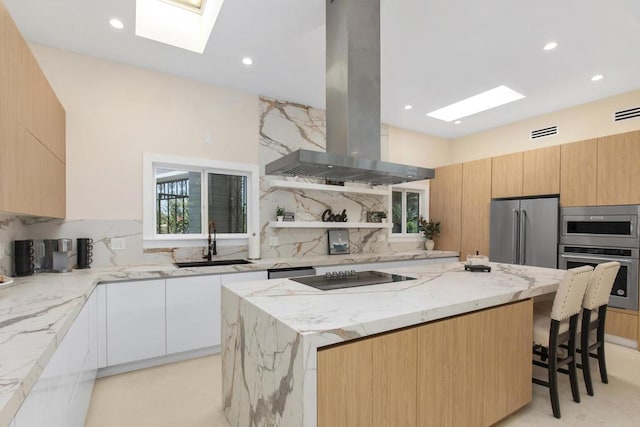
[265,0,435,185]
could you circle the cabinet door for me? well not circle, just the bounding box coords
[106,280,166,366]
[482,300,532,425]
[166,275,221,354]
[523,145,560,196]
[597,131,640,205]
[372,329,417,427]
[318,337,373,427]
[416,309,485,427]
[560,139,598,206]
[461,158,492,260]
[492,152,523,198]
[429,164,462,252]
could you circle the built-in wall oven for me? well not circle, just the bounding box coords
[559,205,640,311]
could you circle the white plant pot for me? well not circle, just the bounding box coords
[425,239,435,251]
[277,216,284,222]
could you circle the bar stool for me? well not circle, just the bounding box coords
[579,261,620,396]
[532,265,593,418]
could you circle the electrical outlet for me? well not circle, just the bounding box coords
[110,237,126,251]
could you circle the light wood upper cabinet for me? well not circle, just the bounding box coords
[560,139,598,206]
[597,130,640,205]
[0,1,66,218]
[461,158,492,259]
[491,152,523,198]
[429,164,462,252]
[523,145,560,196]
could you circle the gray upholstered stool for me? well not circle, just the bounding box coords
[532,265,593,418]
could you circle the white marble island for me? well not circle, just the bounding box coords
[222,262,566,427]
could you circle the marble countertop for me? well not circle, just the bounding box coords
[0,250,456,426]
[224,262,565,344]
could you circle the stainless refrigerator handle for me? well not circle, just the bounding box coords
[512,209,519,264]
[520,209,527,265]
[559,254,632,264]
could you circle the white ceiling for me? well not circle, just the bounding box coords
[5,0,640,139]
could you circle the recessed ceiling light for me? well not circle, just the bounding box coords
[543,41,558,51]
[242,57,253,66]
[454,120,462,125]
[109,18,124,30]
[404,105,413,110]
[426,85,525,122]
[591,74,604,81]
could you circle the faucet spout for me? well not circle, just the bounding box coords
[203,220,217,262]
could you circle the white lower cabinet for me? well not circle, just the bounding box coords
[13,291,97,427]
[106,279,166,366]
[166,275,222,354]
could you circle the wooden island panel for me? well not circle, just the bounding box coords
[318,300,533,427]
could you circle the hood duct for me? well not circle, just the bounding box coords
[265,0,435,185]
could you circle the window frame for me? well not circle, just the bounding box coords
[143,153,259,249]
[389,182,429,242]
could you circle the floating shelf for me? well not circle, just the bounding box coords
[269,221,393,229]
[269,180,390,196]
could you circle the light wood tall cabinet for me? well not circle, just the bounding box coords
[491,152,523,198]
[596,130,640,205]
[429,164,462,252]
[560,138,598,206]
[523,145,560,196]
[317,300,533,427]
[460,158,492,259]
[0,1,66,218]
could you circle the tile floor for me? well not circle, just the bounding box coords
[85,343,640,426]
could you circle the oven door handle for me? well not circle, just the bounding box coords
[559,254,633,264]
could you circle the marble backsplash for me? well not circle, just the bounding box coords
[0,96,424,275]
[0,215,246,276]
[258,96,424,259]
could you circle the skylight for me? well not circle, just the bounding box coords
[135,0,224,54]
[426,85,525,122]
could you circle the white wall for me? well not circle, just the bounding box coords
[31,44,260,220]
[450,89,640,163]
[385,126,451,168]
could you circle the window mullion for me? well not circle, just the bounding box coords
[201,169,208,237]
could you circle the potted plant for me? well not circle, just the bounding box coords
[419,216,440,250]
[379,212,388,223]
[276,206,285,221]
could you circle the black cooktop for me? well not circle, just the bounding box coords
[291,270,415,291]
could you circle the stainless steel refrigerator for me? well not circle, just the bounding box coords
[489,197,559,268]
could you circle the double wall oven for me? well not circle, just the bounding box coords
[559,205,640,310]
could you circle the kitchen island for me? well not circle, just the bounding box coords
[222,262,566,427]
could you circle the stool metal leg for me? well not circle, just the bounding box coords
[581,309,594,396]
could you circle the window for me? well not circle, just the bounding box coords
[391,187,425,237]
[143,154,258,248]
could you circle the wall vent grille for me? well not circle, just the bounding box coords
[614,106,640,122]
[530,125,558,140]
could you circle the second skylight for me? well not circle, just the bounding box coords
[427,85,525,122]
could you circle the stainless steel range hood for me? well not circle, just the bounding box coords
[265,0,435,185]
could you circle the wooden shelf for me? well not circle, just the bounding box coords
[269,180,390,196]
[269,221,392,229]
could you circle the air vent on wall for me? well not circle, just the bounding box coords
[614,106,640,122]
[530,125,558,140]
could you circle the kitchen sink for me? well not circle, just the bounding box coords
[174,259,253,268]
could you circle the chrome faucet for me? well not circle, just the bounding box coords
[203,220,217,262]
